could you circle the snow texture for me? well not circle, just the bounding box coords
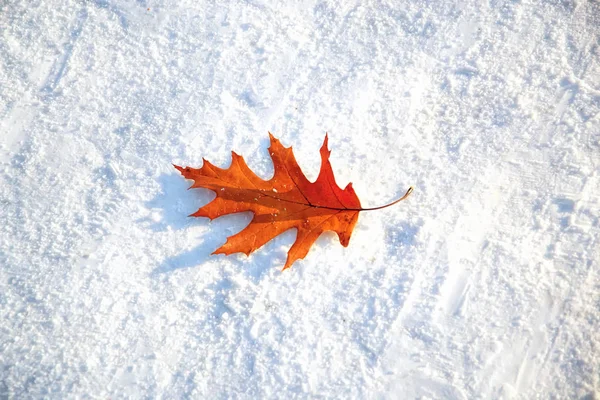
[1,0,599,398]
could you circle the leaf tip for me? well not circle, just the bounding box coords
[322,132,329,149]
[281,265,291,272]
[319,133,332,162]
[189,209,204,218]
[338,232,350,247]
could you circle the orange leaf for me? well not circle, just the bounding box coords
[174,133,412,270]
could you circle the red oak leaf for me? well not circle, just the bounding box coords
[174,133,412,270]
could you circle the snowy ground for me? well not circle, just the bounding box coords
[1,0,599,398]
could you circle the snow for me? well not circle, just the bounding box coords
[1,0,599,398]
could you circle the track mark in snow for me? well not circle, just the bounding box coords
[41,8,88,94]
[441,272,471,317]
[541,77,580,145]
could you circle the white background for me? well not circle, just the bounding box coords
[1,0,599,398]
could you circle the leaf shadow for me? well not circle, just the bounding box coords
[142,172,219,274]
[146,172,295,279]
[140,172,215,232]
[152,212,252,275]
[153,223,297,280]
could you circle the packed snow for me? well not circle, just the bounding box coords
[1,0,599,398]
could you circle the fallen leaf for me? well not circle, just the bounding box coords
[174,133,412,270]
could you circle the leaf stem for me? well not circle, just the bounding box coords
[359,186,414,211]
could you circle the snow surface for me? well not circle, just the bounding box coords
[1,0,599,398]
